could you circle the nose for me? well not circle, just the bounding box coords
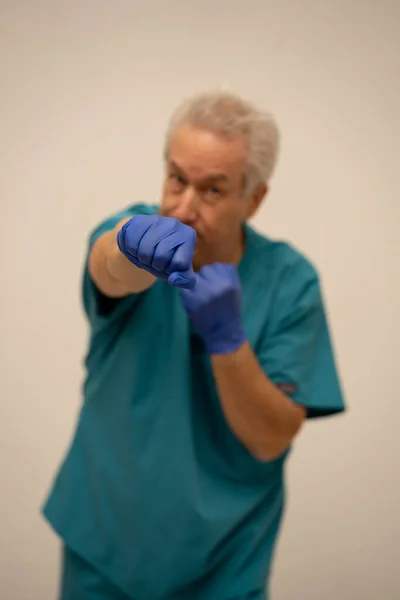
[173,187,199,225]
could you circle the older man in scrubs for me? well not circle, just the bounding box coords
[43,90,345,600]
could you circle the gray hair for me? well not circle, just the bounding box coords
[164,90,280,195]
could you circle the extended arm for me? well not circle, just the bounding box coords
[88,214,197,297]
[88,218,156,297]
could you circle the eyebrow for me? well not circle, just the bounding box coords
[169,160,229,183]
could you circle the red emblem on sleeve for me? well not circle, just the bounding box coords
[277,383,297,395]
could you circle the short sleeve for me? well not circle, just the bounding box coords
[258,261,346,418]
[82,203,157,331]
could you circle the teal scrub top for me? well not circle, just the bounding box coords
[43,203,345,600]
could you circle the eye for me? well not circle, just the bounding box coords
[168,173,186,191]
[204,187,222,203]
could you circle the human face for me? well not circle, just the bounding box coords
[160,123,265,269]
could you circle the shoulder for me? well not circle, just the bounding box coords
[245,226,329,339]
[245,224,320,288]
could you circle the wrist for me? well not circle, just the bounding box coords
[210,339,249,362]
[107,228,156,293]
[204,323,247,356]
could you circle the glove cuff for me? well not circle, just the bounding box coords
[205,327,247,356]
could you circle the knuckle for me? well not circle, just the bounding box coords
[172,257,189,271]
[169,217,180,229]
[176,219,195,236]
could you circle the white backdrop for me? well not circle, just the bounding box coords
[1,1,399,599]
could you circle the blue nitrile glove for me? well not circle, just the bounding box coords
[180,262,247,355]
[117,215,196,289]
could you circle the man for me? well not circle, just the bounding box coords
[43,91,345,600]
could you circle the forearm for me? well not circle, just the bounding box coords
[211,342,306,461]
[89,218,156,297]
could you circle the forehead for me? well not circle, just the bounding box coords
[167,123,246,180]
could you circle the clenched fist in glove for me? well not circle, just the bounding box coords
[117,215,197,289]
[180,263,247,355]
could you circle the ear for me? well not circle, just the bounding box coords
[245,184,268,220]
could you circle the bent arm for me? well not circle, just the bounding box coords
[211,341,306,462]
[88,218,156,297]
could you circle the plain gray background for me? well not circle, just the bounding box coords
[1,1,399,599]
